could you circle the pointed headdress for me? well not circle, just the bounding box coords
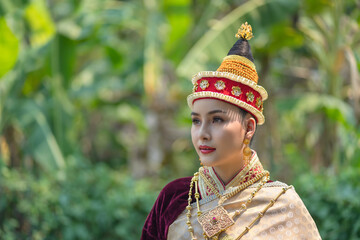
[187,22,267,124]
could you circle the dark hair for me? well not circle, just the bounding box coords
[238,107,248,120]
[227,39,254,62]
[229,31,257,145]
[238,107,256,146]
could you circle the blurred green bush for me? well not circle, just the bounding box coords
[0,0,359,239]
[0,161,158,240]
[295,166,360,240]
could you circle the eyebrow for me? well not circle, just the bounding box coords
[191,110,227,116]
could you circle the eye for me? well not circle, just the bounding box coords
[192,118,201,125]
[212,117,224,123]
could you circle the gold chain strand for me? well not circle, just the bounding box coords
[186,173,198,240]
[199,165,267,202]
[199,170,269,205]
[199,170,222,198]
[234,186,293,240]
[195,179,202,217]
[219,171,269,205]
[231,175,269,219]
[187,170,270,240]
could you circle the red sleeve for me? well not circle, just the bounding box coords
[141,177,193,240]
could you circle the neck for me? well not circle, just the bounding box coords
[198,151,265,198]
[212,163,244,186]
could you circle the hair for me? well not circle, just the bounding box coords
[238,107,248,120]
[227,39,254,62]
[238,107,256,146]
[230,32,257,145]
[227,31,257,146]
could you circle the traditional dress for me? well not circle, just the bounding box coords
[141,152,321,240]
[141,23,321,239]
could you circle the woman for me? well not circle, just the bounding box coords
[141,23,321,240]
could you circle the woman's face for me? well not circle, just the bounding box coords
[191,99,251,168]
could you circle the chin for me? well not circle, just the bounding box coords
[200,158,217,167]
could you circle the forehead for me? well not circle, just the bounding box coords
[192,99,239,113]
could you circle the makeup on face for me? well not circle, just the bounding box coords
[199,145,216,154]
[191,99,247,168]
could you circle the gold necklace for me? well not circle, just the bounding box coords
[199,169,269,205]
[233,186,292,240]
[186,171,269,240]
[199,172,269,239]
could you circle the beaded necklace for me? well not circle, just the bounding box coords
[186,170,270,240]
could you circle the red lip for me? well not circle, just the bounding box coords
[199,145,216,154]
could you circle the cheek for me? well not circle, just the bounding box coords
[215,125,244,150]
[191,126,197,145]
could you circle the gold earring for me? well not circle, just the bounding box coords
[199,158,203,166]
[243,139,252,165]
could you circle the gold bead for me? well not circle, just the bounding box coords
[186,220,191,225]
[188,226,194,232]
[197,211,202,216]
[194,193,199,198]
[243,147,252,156]
[243,139,250,145]
[186,206,192,210]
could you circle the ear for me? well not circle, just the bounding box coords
[244,115,256,140]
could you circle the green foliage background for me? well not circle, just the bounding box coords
[0,0,359,239]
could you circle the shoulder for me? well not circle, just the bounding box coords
[147,176,194,218]
[263,180,289,188]
[141,177,193,240]
[262,181,305,204]
[253,181,322,239]
[160,176,193,197]
[247,175,322,239]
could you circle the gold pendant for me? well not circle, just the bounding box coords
[198,205,234,238]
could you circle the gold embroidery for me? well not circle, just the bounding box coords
[193,82,198,93]
[222,55,256,70]
[217,59,258,84]
[200,80,209,90]
[215,80,226,90]
[255,97,262,108]
[231,86,242,97]
[191,71,267,100]
[246,92,255,102]
[187,91,265,125]
[194,169,270,239]
[197,206,234,238]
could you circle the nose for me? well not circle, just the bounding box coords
[199,122,211,141]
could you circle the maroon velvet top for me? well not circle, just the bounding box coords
[141,177,194,240]
[141,176,273,239]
